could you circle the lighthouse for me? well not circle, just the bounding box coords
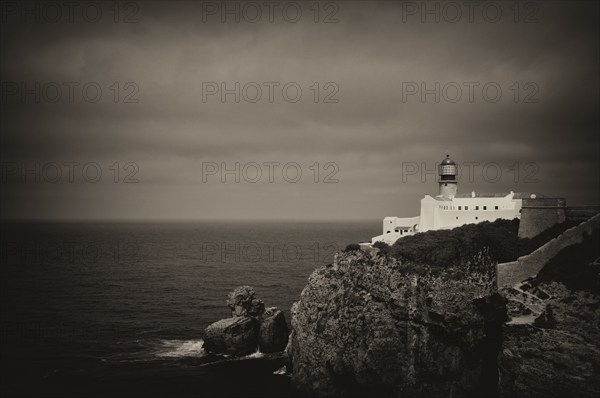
[370,153,526,245]
[438,154,458,199]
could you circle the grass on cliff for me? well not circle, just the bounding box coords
[387,219,519,267]
[383,218,580,267]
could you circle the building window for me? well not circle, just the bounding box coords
[483,206,487,210]
[475,217,478,220]
[475,206,479,210]
[458,206,462,210]
[465,206,468,210]
[387,231,390,233]
[495,206,498,210]
[456,217,458,220]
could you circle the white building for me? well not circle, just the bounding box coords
[371,155,526,245]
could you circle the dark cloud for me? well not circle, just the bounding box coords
[0,1,598,221]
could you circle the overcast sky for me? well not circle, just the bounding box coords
[1,1,598,221]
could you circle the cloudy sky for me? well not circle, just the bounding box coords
[1,1,598,221]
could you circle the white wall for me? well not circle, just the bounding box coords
[382,216,420,234]
[431,198,521,230]
[372,216,420,245]
[371,232,402,245]
[373,194,523,244]
[419,196,438,232]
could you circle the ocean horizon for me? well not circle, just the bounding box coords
[0,220,380,397]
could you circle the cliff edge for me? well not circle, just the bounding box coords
[289,249,506,398]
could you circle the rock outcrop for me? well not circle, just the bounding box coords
[203,286,288,356]
[259,307,289,353]
[497,222,600,397]
[498,226,600,397]
[203,316,259,356]
[227,285,265,318]
[289,250,506,397]
[499,282,600,398]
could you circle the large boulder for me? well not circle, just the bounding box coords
[259,307,289,353]
[203,316,259,356]
[203,286,288,356]
[289,250,506,398]
[227,285,265,317]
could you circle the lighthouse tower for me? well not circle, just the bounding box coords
[438,154,458,198]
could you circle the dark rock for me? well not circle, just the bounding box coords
[249,298,266,318]
[204,286,287,356]
[533,304,557,329]
[533,288,550,300]
[259,307,289,353]
[289,249,504,397]
[499,282,600,398]
[203,316,259,356]
[227,285,258,317]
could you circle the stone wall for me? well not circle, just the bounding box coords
[566,206,600,223]
[498,213,600,288]
[517,198,566,239]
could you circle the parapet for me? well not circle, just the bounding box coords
[518,198,566,239]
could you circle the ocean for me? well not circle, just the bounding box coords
[0,221,378,397]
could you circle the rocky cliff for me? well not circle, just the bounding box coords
[288,215,599,397]
[288,249,506,397]
[499,282,600,398]
[499,228,600,397]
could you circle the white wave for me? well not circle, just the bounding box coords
[155,339,206,358]
[244,348,265,359]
